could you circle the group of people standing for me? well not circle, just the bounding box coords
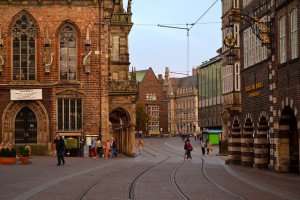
[90,137,117,158]
[200,139,212,156]
[183,138,212,160]
[53,134,118,166]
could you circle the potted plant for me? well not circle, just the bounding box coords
[19,145,30,165]
[0,145,16,165]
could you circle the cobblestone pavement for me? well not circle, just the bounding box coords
[0,137,299,200]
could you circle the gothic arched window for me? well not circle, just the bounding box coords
[59,23,77,80]
[12,14,37,81]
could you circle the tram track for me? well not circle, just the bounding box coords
[157,143,244,200]
[27,143,243,200]
[129,145,190,200]
[9,138,296,200]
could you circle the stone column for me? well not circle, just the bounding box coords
[128,125,135,156]
[241,118,254,167]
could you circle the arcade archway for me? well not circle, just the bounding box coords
[278,106,299,173]
[109,107,134,156]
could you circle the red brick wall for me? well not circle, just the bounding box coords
[137,68,168,135]
[0,2,106,138]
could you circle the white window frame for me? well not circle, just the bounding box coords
[243,18,268,69]
[291,9,298,59]
[234,63,240,91]
[222,65,233,93]
[279,16,287,63]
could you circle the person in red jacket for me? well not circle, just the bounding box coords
[184,139,193,160]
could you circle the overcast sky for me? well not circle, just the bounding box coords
[127,0,222,77]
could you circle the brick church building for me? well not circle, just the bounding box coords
[0,0,137,156]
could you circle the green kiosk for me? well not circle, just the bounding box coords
[203,128,222,145]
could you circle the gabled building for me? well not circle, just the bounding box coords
[0,0,137,156]
[165,67,200,136]
[136,68,168,136]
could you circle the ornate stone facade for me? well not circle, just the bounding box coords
[165,68,200,136]
[0,0,137,156]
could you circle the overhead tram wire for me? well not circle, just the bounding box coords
[157,0,220,77]
[189,0,219,31]
[133,22,221,27]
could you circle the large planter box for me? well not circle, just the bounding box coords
[0,157,16,165]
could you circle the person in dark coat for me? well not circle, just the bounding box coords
[110,138,117,158]
[54,134,65,166]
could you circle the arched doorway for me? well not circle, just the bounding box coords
[2,100,50,155]
[109,107,134,156]
[278,106,299,173]
[15,107,37,144]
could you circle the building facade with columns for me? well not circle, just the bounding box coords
[0,0,137,156]
[222,0,299,173]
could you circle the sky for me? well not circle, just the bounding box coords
[126,0,222,77]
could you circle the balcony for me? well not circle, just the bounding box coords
[108,80,138,94]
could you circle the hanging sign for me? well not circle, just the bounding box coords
[10,89,42,100]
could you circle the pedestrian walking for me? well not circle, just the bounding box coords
[180,132,185,142]
[184,139,193,160]
[110,138,117,157]
[138,138,144,155]
[206,139,212,156]
[200,139,206,155]
[194,132,197,140]
[54,134,65,166]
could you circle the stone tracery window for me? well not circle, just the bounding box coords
[59,23,77,80]
[12,14,37,81]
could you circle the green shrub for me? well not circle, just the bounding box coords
[0,147,16,157]
[19,146,29,157]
